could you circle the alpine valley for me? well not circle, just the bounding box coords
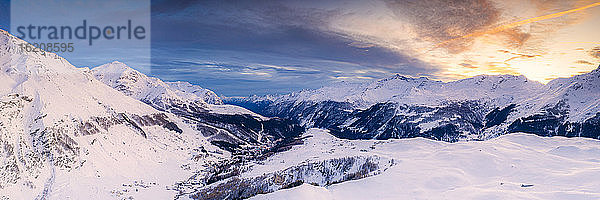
[1,29,600,200]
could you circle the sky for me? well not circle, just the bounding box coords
[0,1,7,29]
[150,0,600,96]
[2,0,600,96]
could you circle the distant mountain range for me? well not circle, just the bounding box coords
[228,65,600,142]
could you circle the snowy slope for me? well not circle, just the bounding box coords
[252,184,332,200]
[251,128,600,200]
[0,29,226,199]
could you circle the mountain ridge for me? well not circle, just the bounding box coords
[228,64,600,141]
[91,61,304,155]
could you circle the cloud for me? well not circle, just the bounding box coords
[590,46,600,59]
[459,63,478,69]
[575,60,595,65]
[149,0,600,95]
[384,0,501,52]
[332,76,374,80]
[499,50,541,62]
[497,27,532,48]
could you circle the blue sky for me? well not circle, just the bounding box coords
[0,0,8,30]
[2,0,599,96]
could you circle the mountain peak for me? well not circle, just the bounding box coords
[389,74,411,80]
[99,60,130,70]
[381,74,430,82]
[93,61,139,75]
[110,60,126,65]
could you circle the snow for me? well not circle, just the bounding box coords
[251,128,600,200]
[167,81,223,105]
[45,125,198,200]
[252,183,333,200]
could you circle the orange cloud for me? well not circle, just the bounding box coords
[435,1,600,48]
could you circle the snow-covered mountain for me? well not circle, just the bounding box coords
[228,68,600,142]
[167,81,223,105]
[542,67,600,122]
[502,67,600,138]
[92,62,304,155]
[92,61,221,112]
[0,29,227,199]
[262,74,544,108]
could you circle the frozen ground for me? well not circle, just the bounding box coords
[251,128,600,200]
